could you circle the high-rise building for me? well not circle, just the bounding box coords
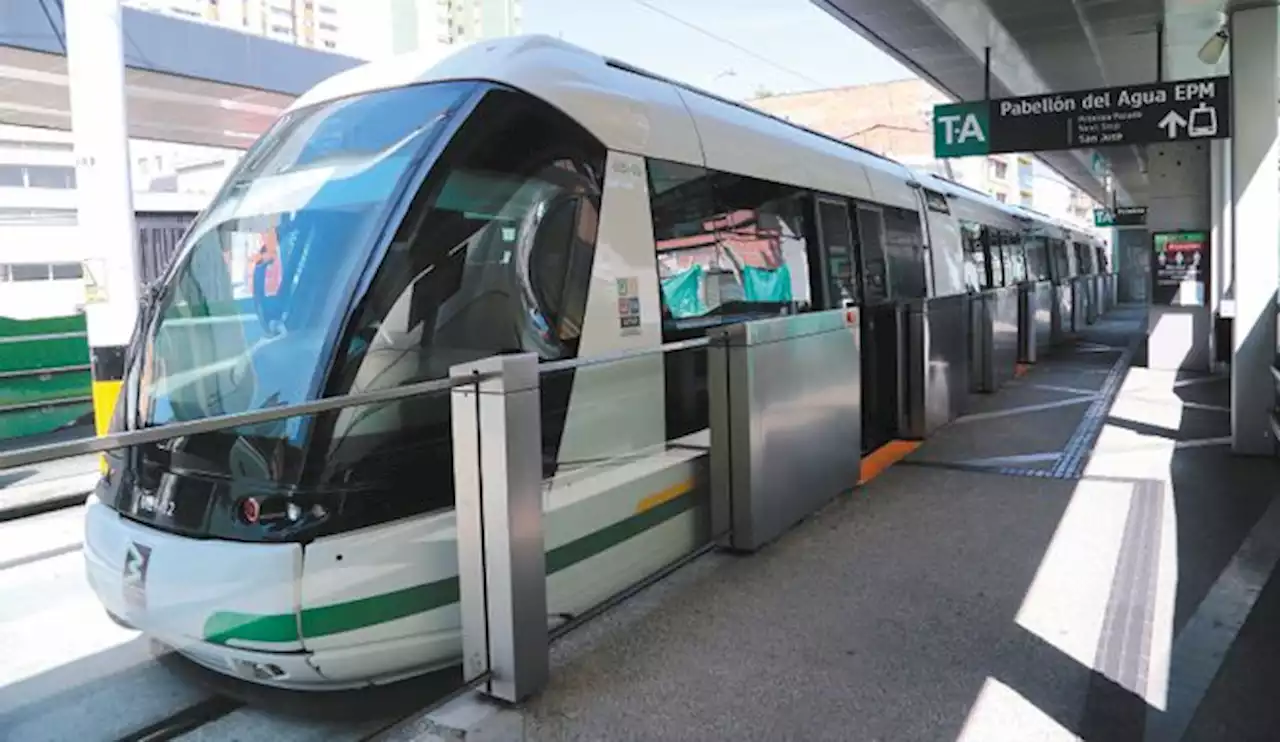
[126,0,344,51]
[347,0,521,61]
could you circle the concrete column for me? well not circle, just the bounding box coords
[1229,6,1280,455]
[1209,138,1232,370]
[64,0,140,436]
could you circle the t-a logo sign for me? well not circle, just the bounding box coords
[933,102,991,157]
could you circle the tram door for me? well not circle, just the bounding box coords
[812,198,897,455]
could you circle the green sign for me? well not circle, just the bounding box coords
[933,102,990,158]
[1094,206,1147,227]
[933,76,1230,159]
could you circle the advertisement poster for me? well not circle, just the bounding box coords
[1151,231,1209,307]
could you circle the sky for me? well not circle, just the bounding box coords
[521,0,913,101]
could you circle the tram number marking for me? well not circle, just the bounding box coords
[138,492,176,517]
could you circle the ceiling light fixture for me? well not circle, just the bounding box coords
[1198,18,1229,65]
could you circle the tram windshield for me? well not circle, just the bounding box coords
[130,82,477,431]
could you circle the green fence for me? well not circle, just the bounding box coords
[0,314,94,442]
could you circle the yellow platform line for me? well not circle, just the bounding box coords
[858,440,921,485]
[635,478,697,514]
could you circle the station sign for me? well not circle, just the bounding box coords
[1094,206,1147,228]
[1151,231,1209,307]
[934,76,1230,158]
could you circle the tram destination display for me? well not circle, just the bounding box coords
[934,76,1229,158]
[1151,231,1209,307]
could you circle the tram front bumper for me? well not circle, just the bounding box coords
[82,494,338,688]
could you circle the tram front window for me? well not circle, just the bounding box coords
[132,82,477,436]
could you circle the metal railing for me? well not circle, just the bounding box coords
[451,338,714,704]
[0,371,496,471]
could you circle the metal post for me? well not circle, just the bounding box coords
[450,353,548,703]
[64,0,140,439]
[1156,21,1164,82]
[983,46,991,100]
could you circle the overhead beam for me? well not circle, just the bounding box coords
[0,2,363,148]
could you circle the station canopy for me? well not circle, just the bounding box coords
[817,0,1236,206]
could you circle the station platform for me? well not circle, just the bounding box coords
[464,305,1280,742]
[0,427,97,522]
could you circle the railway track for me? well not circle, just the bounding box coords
[0,507,462,742]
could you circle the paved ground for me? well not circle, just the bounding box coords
[0,426,99,519]
[510,305,1280,742]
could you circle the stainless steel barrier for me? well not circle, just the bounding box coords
[969,287,1020,393]
[450,354,547,704]
[1052,281,1075,344]
[1085,275,1100,324]
[1019,281,1054,364]
[969,293,987,393]
[899,294,968,439]
[1072,276,1090,333]
[709,309,861,552]
[451,338,712,703]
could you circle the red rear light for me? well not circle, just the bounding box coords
[240,497,261,524]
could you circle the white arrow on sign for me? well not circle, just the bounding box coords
[1158,111,1187,139]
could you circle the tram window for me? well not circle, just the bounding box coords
[709,171,812,311]
[1024,236,1051,281]
[882,206,927,300]
[1096,246,1109,273]
[1073,242,1094,274]
[960,221,986,292]
[647,161,811,335]
[987,228,1007,287]
[857,207,891,304]
[1048,238,1072,280]
[332,85,606,396]
[1003,231,1027,283]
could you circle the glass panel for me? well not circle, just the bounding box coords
[1049,239,1072,280]
[647,161,812,336]
[539,344,711,640]
[1025,236,1051,281]
[960,221,986,292]
[987,228,1006,287]
[1004,231,1028,283]
[50,262,84,280]
[857,207,890,304]
[10,264,50,281]
[135,82,477,435]
[882,206,927,300]
[816,199,859,307]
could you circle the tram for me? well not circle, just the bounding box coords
[82,35,1104,690]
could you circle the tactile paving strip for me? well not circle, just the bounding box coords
[902,337,1137,482]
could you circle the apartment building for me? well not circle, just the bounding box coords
[343,0,521,60]
[127,0,344,50]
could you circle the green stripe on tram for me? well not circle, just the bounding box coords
[202,489,700,645]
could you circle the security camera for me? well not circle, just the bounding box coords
[1199,23,1229,65]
